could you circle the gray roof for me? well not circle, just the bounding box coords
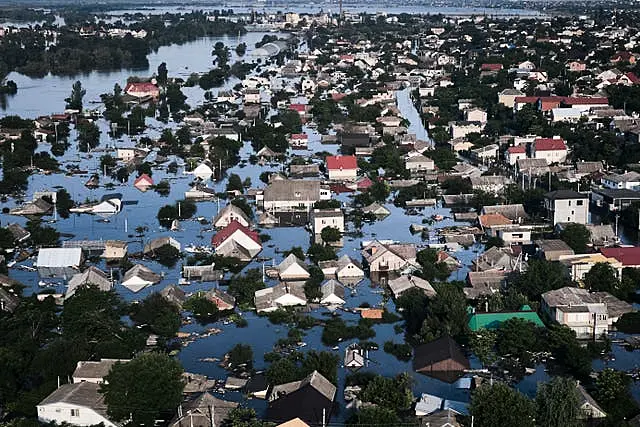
[255,281,307,311]
[169,392,239,427]
[73,359,129,381]
[160,285,187,307]
[593,188,640,199]
[603,171,640,183]
[388,275,436,299]
[545,190,587,200]
[213,204,251,227]
[592,291,634,318]
[517,158,550,175]
[67,267,112,296]
[38,382,111,420]
[123,264,162,284]
[0,287,19,312]
[6,223,30,241]
[481,204,528,221]
[321,279,345,300]
[278,254,309,274]
[270,370,336,403]
[263,179,322,202]
[362,202,391,215]
[577,384,606,417]
[542,286,600,307]
[465,271,507,299]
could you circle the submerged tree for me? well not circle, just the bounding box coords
[65,80,86,111]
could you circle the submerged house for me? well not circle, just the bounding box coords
[168,392,239,427]
[320,279,345,305]
[36,247,83,279]
[66,267,112,299]
[267,371,336,426]
[211,220,262,261]
[361,241,417,273]
[467,305,544,331]
[318,255,364,283]
[121,264,162,292]
[413,335,470,383]
[213,204,252,229]
[278,254,310,281]
[255,282,307,313]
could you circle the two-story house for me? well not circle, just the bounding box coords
[544,190,589,225]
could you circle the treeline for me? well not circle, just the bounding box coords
[0,12,245,78]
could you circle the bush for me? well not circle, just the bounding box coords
[383,341,412,361]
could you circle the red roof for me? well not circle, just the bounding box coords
[563,97,608,106]
[356,176,373,189]
[326,155,358,170]
[291,133,308,140]
[289,104,307,112]
[211,220,260,247]
[514,96,539,104]
[125,82,159,93]
[534,138,567,151]
[134,173,154,186]
[481,63,503,71]
[623,72,640,84]
[600,247,640,266]
[507,146,526,154]
[331,93,346,101]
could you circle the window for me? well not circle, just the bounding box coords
[576,200,583,206]
[568,201,571,206]
[70,409,80,417]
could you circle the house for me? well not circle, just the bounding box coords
[344,344,365,370]
[211,220,262,261]
[498,89,525,109]
[246,373,270,399]
[464,108,487,124]
[470,144,499,163]
[577,384,607,420]
[480,63,503,72]
[205,288,236,311]
[0,288,19,313]
[611,51,636,64]
[311,208,344,237]
[481,204,528,222]
[601,171,640,190]
[468,305,544,331]
[255,282,307,313]
[213,204,251,229]
[532,137,567,164]
[361,240,417,273]
[124,82,159,99]
[544,190,589,225]
[361,308,384,319]
[600,247,640,268]
[535,239,575,261]
[278,254,310,281]
[517,158,550,177]
[418,409,462,427]
[415,393,468,418]
[267,371,336,426]
[133,173,154,191]
[260,179,331,212]
[318,255,365,282]
[6,223,30,242]
[36,247,83,279]
[320,279,345,305]
[121,264,161,292]
[143,236,180,255]
[413,335,470,383]
[470,175,512,193]
[290,133,308,149]
[326,155,358,181]
[290,163,320,177]
[190,161,214,180]
[541,287,610,338]
[101,241,127,261]
[244,88,261,104]
[558,253,623,281]
[388,274,436,299]
[449,121,482,139]
[10,197,53,216]
[340,133,371,150]
[405,153,435,174]
[169,392,239,427]
[257,146,280,159]
[591,189,640,212]
[506,145,527,165]
[464,271,507,299]
[362,202,391,217]
[116,147,146,162]
[160,285,187,308]
[67,267,112,299]
[37,382,117,427]
[472,246,523,272]
[567,61,587,72]
[72,359,129,384]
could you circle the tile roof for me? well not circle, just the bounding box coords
[326,155,358,170]
[534,138,567,151]
[600,247,640,266]
[212,220,260,247]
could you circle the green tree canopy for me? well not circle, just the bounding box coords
[560,223,591,254]
[470,383,535,427]
[130,293,181,338]
[65,80,85,110]
[101,353,184,426]
[535,377,581,427]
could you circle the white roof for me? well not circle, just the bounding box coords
[37,248,82,267]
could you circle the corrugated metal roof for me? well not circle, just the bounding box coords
[36,248,82,267]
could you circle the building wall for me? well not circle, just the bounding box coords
[533,148,567,164]
[328,168,358,181]
[369,252,406,272]
[38,404,116,427]
[550,198,588,225]
[313,215,345,234]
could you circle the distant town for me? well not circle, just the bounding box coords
[1,2,640,427]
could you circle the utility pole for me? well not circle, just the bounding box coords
[615,213,619,238]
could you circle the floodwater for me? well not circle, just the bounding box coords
[0,22,638,420]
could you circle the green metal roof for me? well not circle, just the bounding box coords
[468,308,544,331]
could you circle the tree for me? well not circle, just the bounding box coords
[184,296,219,323]
[227,344,253,371]
[235,43,247,56]
[227,173,244,193]
[560,223,591,254]
[157,62,168,86]
[346,407,400,426]
[320,226,341,243]
[595,368,640,422]
[511,259,570,300]
[416,248,450,282]
[583,262,621,294]
[300,351,340,384]
[419,283,468,342]
[495,318,543,362]
[469,329,497,366]
[470,383,535,427]
[358,373,413,411]
[65,80,85,110]
[102,353,184,426]
[228,269,264,306]
[535,377,581,427]
[307,243,337,263]
[100,154,117,174]
[154,244,181,267]
[284,246,305,260]
[55,189,74,219]
[130,293,181,338]
[77,121,101,152]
